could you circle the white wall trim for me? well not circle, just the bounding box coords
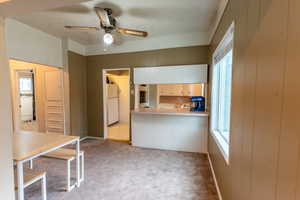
[208,0,229,43]
[86,31,209,56]
[68,39,86,56]
[207,153,223,200]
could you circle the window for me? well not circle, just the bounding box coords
[211,23,234,163]
[19,77,33,94]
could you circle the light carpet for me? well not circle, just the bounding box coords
[25,139,218,200]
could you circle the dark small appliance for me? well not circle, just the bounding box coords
[190,96,205,112]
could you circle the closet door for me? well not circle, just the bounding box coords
[44,70,65,134]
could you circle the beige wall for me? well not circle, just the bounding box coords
[87,46,209,137]
[10,59,61,133]
[68,51,88,137]
[208,0,300,200]
[0,17,15,200]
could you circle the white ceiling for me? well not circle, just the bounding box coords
[5,0,225,55]
[0,0,89,17]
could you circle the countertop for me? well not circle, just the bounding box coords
[131,107,209,117]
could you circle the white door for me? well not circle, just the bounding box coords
[20,96,33,121]
[107,84,119,98]
[44,70,65,134]
[14,70,36,132]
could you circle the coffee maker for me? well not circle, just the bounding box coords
[190,96,205,112]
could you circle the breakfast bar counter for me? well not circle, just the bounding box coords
[131,108,209,117]
[131,108,208,153]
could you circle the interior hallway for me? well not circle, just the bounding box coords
[24,139,218,200]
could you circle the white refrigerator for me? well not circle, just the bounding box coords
[107,84,119,125]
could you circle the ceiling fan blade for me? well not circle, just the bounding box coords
[64,26,100,31]
[117,28,148,37]
[95,7,112,27]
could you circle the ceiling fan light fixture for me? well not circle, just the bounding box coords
[103,33,114,45]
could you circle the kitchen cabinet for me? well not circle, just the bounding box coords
[158,84,183,96]
[158,84,203,97]
[182,84,203,96]
[134,64,208,84]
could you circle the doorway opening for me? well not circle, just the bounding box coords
[18,70,37,131]
[102,68,130,142]
[10,59,66,135]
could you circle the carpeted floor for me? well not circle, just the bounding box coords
[25,139,219,200]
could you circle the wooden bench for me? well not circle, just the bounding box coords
[14,169,47,200]
[43,148,84,191]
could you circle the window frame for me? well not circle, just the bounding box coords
[210,22,235,164]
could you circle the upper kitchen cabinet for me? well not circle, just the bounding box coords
[134,64,207,84]
[158,84,183,96]
[182,84,203,96]
[158,84,204,97]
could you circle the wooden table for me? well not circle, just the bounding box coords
[13,132,80,200]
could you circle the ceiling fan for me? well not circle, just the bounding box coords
[64,7,148,45]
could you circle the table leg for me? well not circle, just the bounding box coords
[76,139,80,187]
[17,161,24,200]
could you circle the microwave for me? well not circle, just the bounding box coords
[139,90,147,104]
[139,85,149,106]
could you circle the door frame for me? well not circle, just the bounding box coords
[12,68,38,133]
[102,68,131,140]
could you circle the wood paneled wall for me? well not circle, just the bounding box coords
[209,0,300,200]
[86,46,209,137]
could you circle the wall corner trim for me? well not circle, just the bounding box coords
[67,39,87,56]
[207,153,223,200]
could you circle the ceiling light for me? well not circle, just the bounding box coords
[103,33,114,45]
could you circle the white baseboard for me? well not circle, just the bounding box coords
[80,136,105,141]
[207,153,223,200]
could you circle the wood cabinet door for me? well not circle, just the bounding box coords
[182,84,203,96]
[159,84,183,96]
